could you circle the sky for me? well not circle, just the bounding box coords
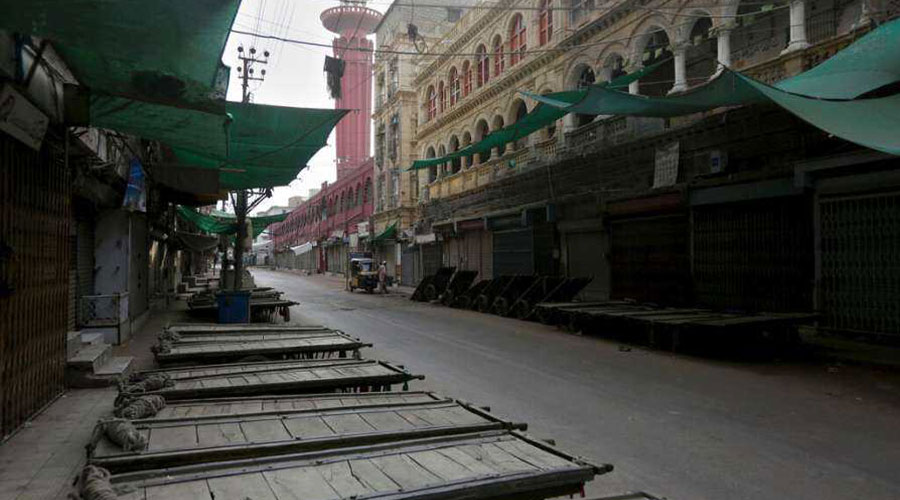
[221,0,388,215]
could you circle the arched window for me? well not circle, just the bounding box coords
[492,35,505,76]
[476,45,489,87]
[449,67,460,106]
[539,1,553,46]
[462,61,472,96]
[438,81,446,112]
[356,183,363,206]
[364,178,372,204]
[449,135,461,174]
[509,14,526,65]
[427,85,436,120]
[577,66,595,90]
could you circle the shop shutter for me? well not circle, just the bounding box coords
[609,214,689,305]
[481,230,493,279]
[693,197,812,312]
[0,132,69,439]
[819,192,900,336]
[565,231,609,300]
[401,245,418,286]
[493,228,533,276]
[422,243,442,276]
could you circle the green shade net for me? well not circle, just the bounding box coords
[371,222,398,242]
[524,18,900,155]
[170,104,349,190]
[408,60,669,171]
[177,206,288,238]
[2,0,240,111]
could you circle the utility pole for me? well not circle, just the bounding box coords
[232,46,268,290]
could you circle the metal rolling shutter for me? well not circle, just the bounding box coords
[493,228,533,276]
[819,192,900,336]
[422,243,442,276]
[401,245,418,286]
[565,231,609,300]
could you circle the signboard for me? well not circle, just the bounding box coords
[652,141,680,189]
[0,84,49,151]
[122,158,147,212]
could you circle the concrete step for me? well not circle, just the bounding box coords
[94,356,134,378]
[67,343,111,372]
[66,355,133,388]
[66,331,82,359]
[80,332,105,345]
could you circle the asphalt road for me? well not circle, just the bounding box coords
[252,268,900,500]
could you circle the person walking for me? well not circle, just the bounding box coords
[378,260,388,294]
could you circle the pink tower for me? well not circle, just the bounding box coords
[321,1,382,180]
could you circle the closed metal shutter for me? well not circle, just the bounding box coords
[0,132,69,439]
[609,214,689,305]
[820,192,900,336]
[481,230,493,279]
[401,245,418,286]
[565,231,609,300]
[422,243,442,276]
[493,228,533,276]
[693,197,812,312]
[463,230,482,277]
[73,209,95,327]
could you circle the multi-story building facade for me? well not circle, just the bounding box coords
[271,2,380,275]
[371,1,468,283]
[394,0,900,339]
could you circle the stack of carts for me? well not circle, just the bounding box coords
[74,318,635,499]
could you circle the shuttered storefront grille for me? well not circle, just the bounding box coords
[693,197,813,312]
[493,228,533,276]
[565,231,609,301]
[1,132,70,439]
[609,214,690,305]
[820,192,900,336]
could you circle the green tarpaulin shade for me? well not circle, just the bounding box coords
[371,222,398,242]
[170,104,349,190]
[407,59,670,171]
[2,0,239,111]
[525,18,900,155]
[177,206,289,239]
[92,99,347,190]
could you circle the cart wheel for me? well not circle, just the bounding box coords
[476,295,491,312]
[440,289,454,306]
[424,284,438,301]
[455,296,471,309]
[493,297,509,316]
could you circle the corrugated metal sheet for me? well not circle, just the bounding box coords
[493,228,533,276]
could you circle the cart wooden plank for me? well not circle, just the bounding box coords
[135,360,423,400]
[167,323,327,334]
[107,431,606,500]
[170,330,340,344]
[90,400,524,473]
[155,333,370,365]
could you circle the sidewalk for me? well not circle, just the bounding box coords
[0,298,193,500]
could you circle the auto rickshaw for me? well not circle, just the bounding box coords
[348,257,378,293]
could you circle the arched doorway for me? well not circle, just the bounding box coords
[686,16,717,85]
[573,65,596,127]
[449,135,461,174]
[509,99,528,150]
[492,115,506,156]
[462,131,473,168]
[475,119,491,163]
[637,27,674,96]
[426,146,437,183]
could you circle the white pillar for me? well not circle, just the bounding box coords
[783,0,810,53]
[670,45,688,94]
[716,25,733,73]
[628,71,640,95]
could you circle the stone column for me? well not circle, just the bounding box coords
[670,44,688,93]
[783,0,810,53]
[715,23,734,73]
